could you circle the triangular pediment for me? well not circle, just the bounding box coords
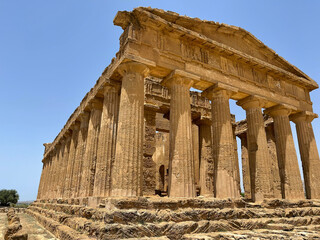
[137,7,313,83]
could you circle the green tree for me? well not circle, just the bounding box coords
[0,189,19,206]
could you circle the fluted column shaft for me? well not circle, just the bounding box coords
[63,123,80,198]
[55,141,66,198]
[266,106,304,199]
[79,100,103,197]
[59,134,72,198]
[143,109,157,196]
[47,149,57,198]
[93,85,120,197]
[71,112,90,198]
[111,62,149,197]
[204,87,239,198]
[239,133,251,199]
[292,112,320,199]
[192,124,200,188]
[265,124,282,198]
[51,144,63,199]
[198,122,214,197]
[37,163,46,199]
[237,96,274,201]
[43,154,53,199]
[163,72,196,198]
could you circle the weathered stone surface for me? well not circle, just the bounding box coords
[71,111,89,198]
[237,96,275,201]
[154,132,169,193]
[32,7,320,240]
[93,85,120,198]
[63,122,80,199]
[203,84,239,199]
[27,198,320,239]
[162,70,197,198]
[198,122,214,197]
[265,105,305,199]
[4,209,28,240]
[79,99,103,198]
[111,62,149,197]
[143,109,157,196]
[291,111,320,199]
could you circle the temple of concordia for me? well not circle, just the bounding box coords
[27,7,320,240]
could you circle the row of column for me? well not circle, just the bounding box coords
[37,61,320,201]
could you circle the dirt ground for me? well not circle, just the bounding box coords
[0,213,57,240]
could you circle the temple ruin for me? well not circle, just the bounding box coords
[27,8,320,239]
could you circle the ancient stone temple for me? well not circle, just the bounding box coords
[27,8,320,239]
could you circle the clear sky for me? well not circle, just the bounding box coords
[1,0,319,201]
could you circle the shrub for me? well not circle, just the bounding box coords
[0,189,19,206]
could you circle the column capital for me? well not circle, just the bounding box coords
[103,83,121,96]
[54,143,61,153]
[290,111,318,123]
[264,104,297,117]
[59,137,66,146]
[49,149,56,157]
[117,61,150,77]
[237,95,267,110]
[70,121,80,131]
[195,116,211,126]
[88,98,103,110]
[78,111,90,126]
[202,82,238,100]
[144,103,160,112]
[64,130,72,139]
[42,156,48,163]
[161,69,200,88]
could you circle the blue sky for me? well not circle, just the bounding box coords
[0,1,319,201]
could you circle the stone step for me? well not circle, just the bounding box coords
[101,197,320,210]
[30,202,320,225]
[27,205,320,239]
[26,209,95,240]
[38,198,320,210]
[182,228,320,240]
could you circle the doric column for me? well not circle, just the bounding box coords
[232,124,241,195]
[71,112,90,198]
[143,107,157,196]
[265,124,282,199]
[238,133,251,199]
[59,132,72,198]
[237,96,275,201]
[79,99,103,198]
[54,139,69,199]
[162,70,198,198]
[43,152,53,199]
[111,61,149,197]
[63,122,80,199]
[93,85,120,197]
[291,111,320,199]
[51,142,65,199]
[37,161,46,199]
[265,105,304,199]
[197,119,214,197]
[192,124,200,188]
[203,83,240,199]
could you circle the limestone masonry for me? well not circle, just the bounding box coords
[28,7,320,239]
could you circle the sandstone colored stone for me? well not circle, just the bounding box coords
[265,105,305,199]
[237,96,275,201]
[162,70,198,198]
[203,84,239,199]
[111,62,149,197]
[32,7,320,240]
